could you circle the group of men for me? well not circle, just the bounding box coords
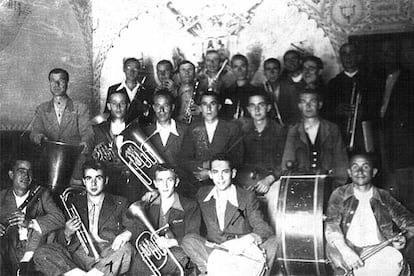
[0,41,413,276]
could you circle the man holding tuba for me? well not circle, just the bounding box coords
[128,163,201,275]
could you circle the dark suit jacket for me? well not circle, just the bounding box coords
[0,186,65,247]
[128,194,200,245]
[197,185,273,244]
[104,83,154,125]
[178,119,243,173]
[281,118,348,184]
[144,121,187,166]
[65,193,129,251]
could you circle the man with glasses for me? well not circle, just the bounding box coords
[241,91,286,229]
[104,57,152,125]
[0,156,65,276]
[178,91,243,184]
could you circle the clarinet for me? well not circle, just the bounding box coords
[3,185,43,232]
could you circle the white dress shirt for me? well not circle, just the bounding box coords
[155,119,180,147]
[116,81,142,101]
[205,120,219,144]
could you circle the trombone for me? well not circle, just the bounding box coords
[346,82,361,152]
[60,187,101,262]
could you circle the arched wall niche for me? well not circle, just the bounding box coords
[94,0,339,112]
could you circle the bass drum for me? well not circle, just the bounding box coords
[276,175,329,276]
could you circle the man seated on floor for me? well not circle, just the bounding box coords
[0,156,66,276]
[325,153,414,276]
[128,164,201,275]
[181,154,278,276]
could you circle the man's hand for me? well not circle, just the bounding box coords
[339,244,363,271]
[111,231,131,251]
[7,211,28,228]
[64,217,81,238]
[32,134,47,145]
[336,103,355,116]
[194,167,209,182]
[0,223,6,237]
[190,104,201,116]
[252,175,275,194]
[163,80,176,92]
[79,142,89,154]
[392,235,406,250]
[141,191,159,203]
[155,236,178,250]
[226,234,257,255]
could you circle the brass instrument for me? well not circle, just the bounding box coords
[60,187,101,262]
[183,81,199,124]
[3,185,43,232]
[92,141,116,162]
[346,81,361,151]
[118,124,166,192]
[127,201,184,276]
[212,59,228,83]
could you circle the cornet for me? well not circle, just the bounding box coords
[60,187,101,262]
[127,201,184,276]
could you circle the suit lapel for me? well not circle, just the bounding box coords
[318,120,329,145]
[200,197,218,228]
[77,196,89,229]
[98,194,114,229]
[222,201,239,231]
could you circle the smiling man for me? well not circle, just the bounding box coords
[325,153,414,276]
[281,88,348,187]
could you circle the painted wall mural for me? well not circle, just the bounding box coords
[0,0,413,129]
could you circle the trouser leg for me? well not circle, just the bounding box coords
[33,243,78,276]
[260,235,278,276]
[181,233,212,275]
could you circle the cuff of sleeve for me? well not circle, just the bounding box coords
[29,219,42,234]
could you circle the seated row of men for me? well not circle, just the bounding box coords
[1,153,413,276]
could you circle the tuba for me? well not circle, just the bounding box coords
[127,201,184,276]
[118,124,166,192]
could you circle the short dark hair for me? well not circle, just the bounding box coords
[264,58,281,69]
[178,60,195,71]
[49,68,69,82]
[349,152,377,168]
[200,90,221,105]
[156,60,173,71]
[9,154,32,171]
[108,91,128,102]
[247,90,270,105]
[123,57,140,68]
[303,55,324,70]
[153,163,177,179]
[209,153,233,170]
[82,160,106,177]
[298,88,323,102]
[283,50,301,61]
[231,54,248,67]
[153,90,174,105]
[339,43,359,56]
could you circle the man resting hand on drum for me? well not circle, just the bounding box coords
[181,154,278,276]
[325,153,414,276]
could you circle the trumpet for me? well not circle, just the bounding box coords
[182,81,199,124]
[60,187,101,262]
[118,124,166,192]
[127,201,184,276]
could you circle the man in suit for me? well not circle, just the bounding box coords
[178,91,243,183]
[30,68,94,182]
[181,154,278,275]
[154,60,178,96]
[282,88,349,187]
[59,160,133,275]
[104,57,153,125]
[197,50,226,94]
[0,156,66,276]
[128,164,200,275]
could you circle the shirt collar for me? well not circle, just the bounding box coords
[204,184,238,207]
[343,184,384,204]
[152,192,184,212]
[291,73,303,83]
[116,80,141,93]
[87,194,105,207]
[344,70,358,78]
[155,119,179,136]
